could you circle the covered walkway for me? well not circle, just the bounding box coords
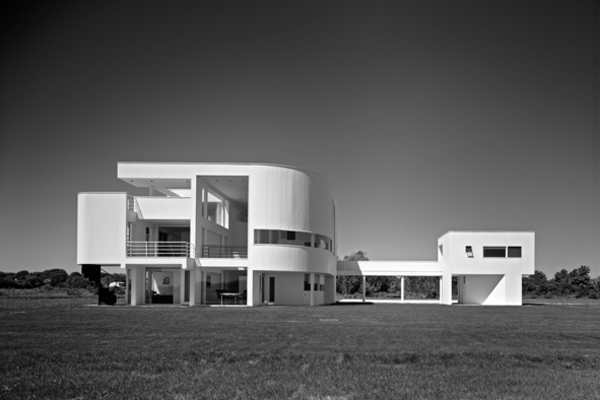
[336,260,450,304]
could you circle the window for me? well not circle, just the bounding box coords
[508,247,522,258]
[254,230,271,244]
[466,246,473,258]
[483,246,523,258]
[304,274,310,291]
[314,274,320,290]
[483,247,506,258]
[254,230,332,251]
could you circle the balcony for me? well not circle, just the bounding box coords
[127,241,195,258]
[202,245,248,259]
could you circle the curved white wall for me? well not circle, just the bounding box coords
[247,166,336,275]
[252,246,336,275]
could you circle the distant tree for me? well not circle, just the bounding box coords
[523,270,548,296]
[67,274,94,289]
[336,251,369,295]
[39,269,69,286]
[15,270,29,279]
[590,277,600,299]
[343,251,369,262]
[0,279,22,289]
[405,276,439,299]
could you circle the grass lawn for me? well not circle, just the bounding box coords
[1,303,599,399]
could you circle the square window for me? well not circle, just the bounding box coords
[508,247,522,258]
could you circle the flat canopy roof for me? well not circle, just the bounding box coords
[337,261,442,276]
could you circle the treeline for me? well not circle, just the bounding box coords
[523,266,600,299]
[0,269,125,291]
[337,275,442,299]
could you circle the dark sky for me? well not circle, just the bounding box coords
[1,0,598,277]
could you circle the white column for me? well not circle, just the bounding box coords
[173,270,181,304]
[189,268,196,306]
[246,270,254,307]
[324,275,335,304]
[310,273,315,306]
[180,269,186,305]
[362,276,366,303]
[401,276,405,303]
[130,266,145,306]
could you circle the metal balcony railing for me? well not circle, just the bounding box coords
[127,241,194,258]
[202,245,248,259]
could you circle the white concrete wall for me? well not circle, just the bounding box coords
[440,231,535,276]
[462,275,505,305]
[77,193,127,265]
[259,272,327,305]
[135,197,192,220]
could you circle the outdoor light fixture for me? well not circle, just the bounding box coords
[466,246,474,258]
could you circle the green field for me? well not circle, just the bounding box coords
[1,303,599,400]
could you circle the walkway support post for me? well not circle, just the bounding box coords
[362,276,366,303]
[401,276,405,303]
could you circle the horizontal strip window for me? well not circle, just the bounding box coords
[255,230,333,253]
[483,246,522,258]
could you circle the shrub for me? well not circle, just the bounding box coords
[0,279,22,289]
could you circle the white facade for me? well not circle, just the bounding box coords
[77,162,534,306]
[337,231,535,305]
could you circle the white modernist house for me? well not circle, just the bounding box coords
[77,162,534,306]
